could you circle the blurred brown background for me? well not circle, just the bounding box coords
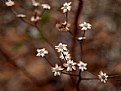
[0,0,121,91]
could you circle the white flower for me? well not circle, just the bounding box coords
[30,16,40,22]
[5,0,15,7]
[56,21,70,31]
[63,60,76,71]
[32,0,40,7]
[36,48,48,57]
[77,37,86,41]
[79,22,92,30]
[62,21,70,31]
[77,61,87,71]
[61,2,72,13]
[51,64,64,76]
[41,4,51,10]
[60,51,71,60]
[98,71,108,83]
[55,43,67,52]
[16,14,26,18]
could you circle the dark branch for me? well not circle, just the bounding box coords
[71,0,83,61]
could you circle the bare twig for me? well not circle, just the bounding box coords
[76,28,86,91]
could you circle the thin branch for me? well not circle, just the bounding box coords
[76,70,81,91]
[81,77,98,80]
[9,6,63,65]
[61,52,67,62]
[65,12,68,23]
[62,72,78,76]
[35,25,62,65]
[44,56,53,66]
[108,74,121,78]
[76,27,86,91]
[80,30,86,61]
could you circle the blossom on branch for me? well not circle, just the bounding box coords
[32,0,40,7]
[41,4,51,10]
[60,51,71,60]
[61,2,72,13]
[79,22,92,30]
[36,48,48,57]
[56,22,70,31]
[55,43,67,52]
[51,64,64,76]
[16,14,26,18]
[98,71,108,83]
[77,37,86,41]
[30,15,41,22]
[77,61,87,71]
[5,0,15,7]
[63,60,76,71]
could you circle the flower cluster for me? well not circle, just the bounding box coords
[56,2,72,32]
[5,0,51,24]
[36,43,88,76]
[53,43,87,73]
[36,45,109,83]
[5,0,111,85]
[35,38,109,83]
[76,22,92,41]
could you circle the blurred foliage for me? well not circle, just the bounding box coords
[41,10,50,24]
[12,42,24,51]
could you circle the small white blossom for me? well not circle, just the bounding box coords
[63,60,76,71]
[51,64,64,76]
[30,16,40,22]
[32,0,40,7]
[55,43,67,52]
[98,71,108,83]
[56,21,70,31]
[62,21,70,31]
[77,37,86,41]
[77,61,87,71]
[16,14,26,18]
[36,48,48,57]
[79,22,92,30]
[61,2,72,13]
[41,4,51,10]
[5,0,15,7]
[60,51,71,60]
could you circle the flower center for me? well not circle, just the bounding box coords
[80,64,84,68]
[102,76,106,80]
[40,51,44,54]
[68,63,73,68]
[59,45,63,49]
